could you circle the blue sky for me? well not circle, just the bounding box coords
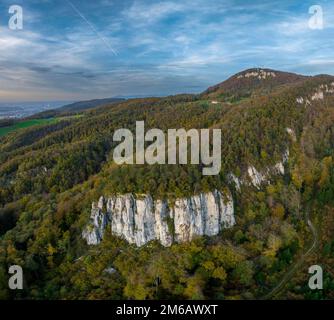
[0,0,333,102]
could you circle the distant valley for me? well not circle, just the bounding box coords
[0,101,73,119]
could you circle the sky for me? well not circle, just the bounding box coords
[0,0,333,102]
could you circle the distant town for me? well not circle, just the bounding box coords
[0,101,73,119]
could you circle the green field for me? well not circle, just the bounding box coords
[0,115,83,137]
[0,118,57,137]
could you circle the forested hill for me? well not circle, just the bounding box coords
[202,68,308,102]
[29,97,125,119]
[0,68,334,300]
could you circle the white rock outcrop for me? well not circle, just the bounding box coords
[283,149,290,163]
[246,151,289,188]
[286,128,297,142]
[274,162,285,175]
[237,69,276,80]
[296,97,304,104]
[311,91,324,101]
[247,162,286,189]
[227,173,242,191]
[296,82,334,106]
[247,166,266,188]
[83,190,235,247]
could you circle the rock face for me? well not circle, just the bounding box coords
[228,154,287,191]
[237,69,276,80]
[297,82,334,105]
[244,152,289,189]
[82,190,235,247]
[246,161,286,189]
[248,166,266,188]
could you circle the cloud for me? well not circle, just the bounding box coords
[1,0,334,102]
[277,17,309,36]
[124,1,184,24]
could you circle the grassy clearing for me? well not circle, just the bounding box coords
[0,116,82,137]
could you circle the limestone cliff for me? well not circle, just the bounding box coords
[82,190,235,247]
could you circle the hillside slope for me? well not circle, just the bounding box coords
[202,68,308,102]
[30,97,125,119]
[0,69,334,300]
